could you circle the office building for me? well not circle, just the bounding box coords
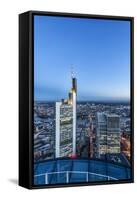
[96,112,120,157]
[55,72,77,158]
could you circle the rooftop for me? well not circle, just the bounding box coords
[34,158,131,185]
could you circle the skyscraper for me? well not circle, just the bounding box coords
[96,112,120,158]
[55,72,77,158]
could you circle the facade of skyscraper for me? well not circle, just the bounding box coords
[96,112,120,158]
[55,74,77,158]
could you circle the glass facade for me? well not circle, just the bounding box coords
[34,159,131,185]
[96,113,120,157]
[56,103,73,157]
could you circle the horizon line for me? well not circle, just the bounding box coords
[34,99,130,103]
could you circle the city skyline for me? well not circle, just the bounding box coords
[34,15,130,101]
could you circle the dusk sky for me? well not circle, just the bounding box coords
[34,15,130,101]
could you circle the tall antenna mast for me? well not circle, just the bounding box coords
[71,65,74,79]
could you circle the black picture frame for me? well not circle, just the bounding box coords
[19,10,134,189]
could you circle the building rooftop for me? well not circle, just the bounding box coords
[97,112,106,123]
[34,158,131,185]
[97,112,119,123]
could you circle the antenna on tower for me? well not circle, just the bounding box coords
[71,64,74,78]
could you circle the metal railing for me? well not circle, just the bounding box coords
[34,171,118,184]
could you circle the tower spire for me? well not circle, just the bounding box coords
[70,65,77,94]
[71,65,74,79]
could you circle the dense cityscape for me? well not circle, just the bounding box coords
[34,72,131,185]
[34,100,131,167]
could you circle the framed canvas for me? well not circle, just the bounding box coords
[19,11,134,189]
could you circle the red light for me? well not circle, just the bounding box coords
[70,154,77,159]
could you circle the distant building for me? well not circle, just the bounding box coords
[96,112,120,157]
[55,72,77,158]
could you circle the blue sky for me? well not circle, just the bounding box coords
[34,15,130,101]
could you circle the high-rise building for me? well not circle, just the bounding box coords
[55,73,77,158]
[96,112,120,158]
